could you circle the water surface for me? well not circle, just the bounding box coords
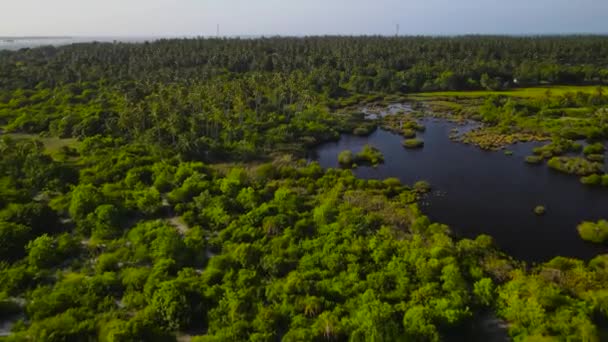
[0,37,163,51]
[314,119,608,262]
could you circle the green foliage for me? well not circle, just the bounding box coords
[0,202,61,235]
[586,154,604,162]
[580,174,602,186]
[338,150,355,167]
[69,184,104,221]
[87,204,124,240]
[402,138,424,149]
[534,206,546,216]
[547,157,603,176]
[151,280,192,330]
[134,187,163,216]
[473,278,495,306]
[353,124,376,136]
[0,221,32,261]
[577,220,608,244]
[413,180,432,193]
[533,139,582,159]
[583,142,606,156]
[355,144,384,166]
[338,145,384,167]
[2,37,608,341]
[26,234,61,269]
[402,128,417,138]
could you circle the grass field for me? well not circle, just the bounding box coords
[411,85,604,99]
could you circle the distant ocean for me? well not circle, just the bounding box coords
[0,35,266,51]
[0,36,187,51]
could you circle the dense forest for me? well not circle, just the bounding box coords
[1,36,608,341]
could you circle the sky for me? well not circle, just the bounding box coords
[1,0,607,37]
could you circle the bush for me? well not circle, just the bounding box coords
[534,206,546,216]
[547,157,603,176]
[338,150,354,167]
[583,142,606,156]
[0,221,32,261]
[533,139,582,159]
[577,220,608,244]
[586,154,605,162]
[402,128,417,139]
[338,146,385,167]
[353,125,375,136]
[402,138,424,149]
[414,181,432,193]
[355,144,384,166]
[580,174,602,186]
[27,235,61,269]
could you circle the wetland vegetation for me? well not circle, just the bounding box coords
[578,220,608,244]
[1,36,608,341]
[338,144,384,168]
[402,138,425,149]
[547,156,604,176]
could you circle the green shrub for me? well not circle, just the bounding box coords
[353,125,375,136]
[355,144,384,166]
[402,128,417,139]
[414,181,431,193]
[338,150,354,167]
[533,139,582,159]
[534,206,546,216]
[547,157,603,176]
[580,174,602,186]
[586,154,604,162]
[577,220,608,244]
[583,143,606,156]
[403,138,424,149]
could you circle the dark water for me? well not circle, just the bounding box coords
[314,119,608,262]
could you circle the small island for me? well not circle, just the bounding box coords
[402,138,424,149]
[534,205,546,216]
[577,220,608,244]
[583,142,606,156]
[580,174,608,186]
[547,156,603,176]
[525,155,543,164]
[414,180,432,193]
[338,144,384,168]
[402,128,417,139]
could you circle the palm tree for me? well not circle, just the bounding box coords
[301,296,322,317]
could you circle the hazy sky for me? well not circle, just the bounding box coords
[2,0,607,37]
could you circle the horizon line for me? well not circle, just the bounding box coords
[2,32,608,39]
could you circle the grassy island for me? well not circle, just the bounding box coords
[402,138,425,149]
[547,157,603,176]
[534,205,546,216]
[338,144,384,168]
[578,220,608,244]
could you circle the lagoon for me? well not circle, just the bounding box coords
[314,118,608,262]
